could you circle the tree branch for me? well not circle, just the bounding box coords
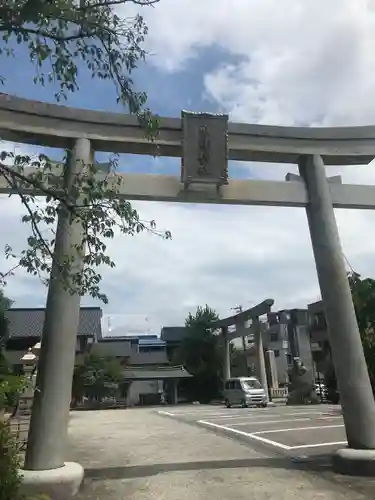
[0,24,95,41]
[0,263,21,284]
[79,0,159,8]
[0,161,72,207]
[0,169,55,284]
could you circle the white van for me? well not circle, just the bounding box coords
[224,377,268,408]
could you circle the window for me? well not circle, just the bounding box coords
[225,381,232,390]
[242,379,261,390]
[270,332,279,342]
[274,349,280,358]
[267,313,279,326]
[139,345,164,353]
[310,312,327,330]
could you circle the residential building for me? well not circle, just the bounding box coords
[308,300,328,344]
[3,308,191,406]
[307,300,331,378]
[230,323,255,351]
[92,333,190,405]
[3,307,102,371]
[264,309,314,385]
[264,314,290,385]
[92,333,169,366]
[160,326,187,362]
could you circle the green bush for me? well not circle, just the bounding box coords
[0,420,50,500]
[0,375,28,412]
[0,419,23,500]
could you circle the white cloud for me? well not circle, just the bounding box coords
[3,1,375,334]
[2,194,375,334]
[141,0,375,127]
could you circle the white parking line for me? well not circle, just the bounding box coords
[228,418,311,427]
[165,410,240,416]
[206,411,327,420]
[162,405,341,416]
[245,433,292,449]
[177,411,266,418]
[317,416,342,420]
[191,412,255,418]
[158,410,176,417]
[252,424,344,435]
[165,408,320,417]
[289,441,347,450]
[199,420,292,450]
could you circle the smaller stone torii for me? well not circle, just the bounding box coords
[210,299,274,402]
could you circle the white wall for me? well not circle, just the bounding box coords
[126,380,163,406]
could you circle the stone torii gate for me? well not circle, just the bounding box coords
[1,94,375,492]
[210,299,274,402]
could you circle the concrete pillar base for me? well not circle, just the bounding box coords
[333,448,375,476]
[20,462,84,499]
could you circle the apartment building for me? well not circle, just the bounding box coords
[307,300,332,377]
[264,309,314,385]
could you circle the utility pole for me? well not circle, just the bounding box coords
[232,305,250,376]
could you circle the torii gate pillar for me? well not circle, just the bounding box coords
[298,154,375,475]
[211,300,274,388]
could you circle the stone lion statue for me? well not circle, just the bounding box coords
[287,357,320,405]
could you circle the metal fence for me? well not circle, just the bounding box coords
[270,387,288,399]
[8,415,30,451]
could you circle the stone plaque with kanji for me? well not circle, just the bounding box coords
[181,111,228,187]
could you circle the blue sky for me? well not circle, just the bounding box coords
[1,39,250,179]
[2,0,375,335]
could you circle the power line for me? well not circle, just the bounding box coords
[343,252,355,274]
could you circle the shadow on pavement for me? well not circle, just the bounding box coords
[84,455,332,481]
[83,454,375,497]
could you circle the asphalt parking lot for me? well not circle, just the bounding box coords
[158,404,346,459]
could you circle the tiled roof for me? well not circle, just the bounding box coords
[5,307,102,339]
[123,365,192,380]
[99,336,136,342]
[98,334,162,344]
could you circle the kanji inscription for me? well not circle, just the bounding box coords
[181,111,228,187]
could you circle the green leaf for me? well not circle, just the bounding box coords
[0,1,172,304]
